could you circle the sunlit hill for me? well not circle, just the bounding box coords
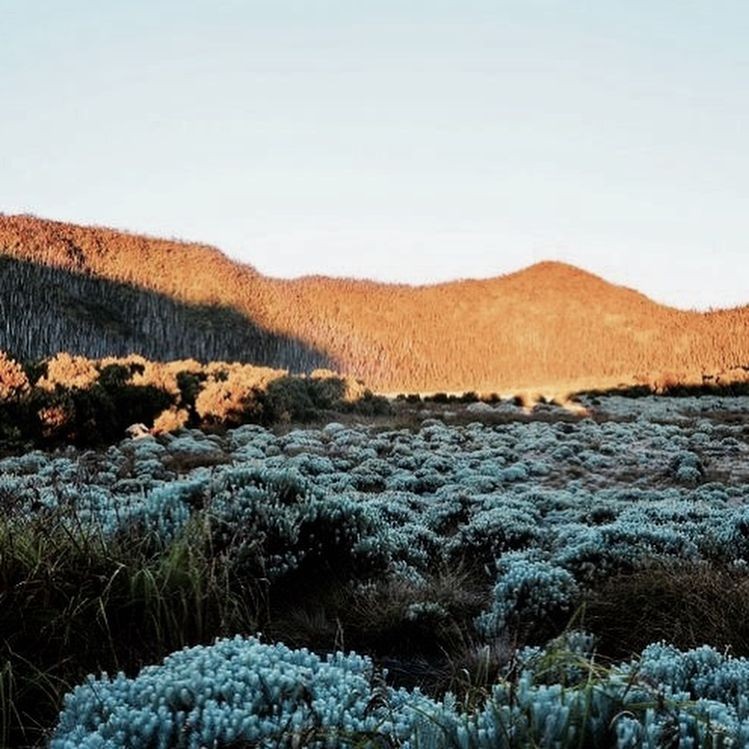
[1,213,747,395]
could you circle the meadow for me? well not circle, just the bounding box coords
[2,388,749,747]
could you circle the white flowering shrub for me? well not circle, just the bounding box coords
[476,552,579,635]
[409,632,749,747]
[52,634,749,749]
[2,406,747,563]
[207,466,399,580]
[446,499,542,564]
[669,450,706,484]
[51,636,415,749]
[3,389,749,731]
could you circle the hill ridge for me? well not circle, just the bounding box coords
[0,214,670,299]
[0,213,747,392]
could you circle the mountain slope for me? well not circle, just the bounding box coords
[0,214,746,392]
[0,255,329,372]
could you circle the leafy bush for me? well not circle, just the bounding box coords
[0,351,379,445]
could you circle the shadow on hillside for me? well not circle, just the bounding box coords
[576,378,749,400]
[0,256,331,372]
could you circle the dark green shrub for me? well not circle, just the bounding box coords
[262,377,318,422]
[98,363,132,389]
[349,390,392,417]
[176,370,203,411]
[306,376,346,410]
[21,358,47,386]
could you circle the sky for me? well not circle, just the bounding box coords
[1,1,747,310]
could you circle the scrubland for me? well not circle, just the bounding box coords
[1,390,749,747]
[0,351,387,448]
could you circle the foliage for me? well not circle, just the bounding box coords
[1,395,749,744]
[3,214,748,393]
[0,351,385,446]
[51,636,414,749]
[476,552,579,637]
[51,633,749,748]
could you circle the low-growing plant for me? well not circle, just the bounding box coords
[50,631,749,748]
[1,395,748,744]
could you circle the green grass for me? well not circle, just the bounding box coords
[0,515,259,748]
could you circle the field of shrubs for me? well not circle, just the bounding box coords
[2,388,749,747]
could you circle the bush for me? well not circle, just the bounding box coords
[51,636,414,749]
[262,377,319,422]
[0,351,29,400]
[176,370,203,411]
[52,634,749,749]
[476,553,580,638]
[348,389,392,417]
[0,352,386,446]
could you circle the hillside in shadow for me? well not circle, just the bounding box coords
[0,256,330,372]
[1,214,747,392]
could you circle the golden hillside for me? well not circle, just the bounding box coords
[0,214,747,392]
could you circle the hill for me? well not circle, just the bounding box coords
[0,214,747,393]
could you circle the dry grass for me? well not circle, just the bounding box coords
[265,565,491,693]
[583,561,749,659]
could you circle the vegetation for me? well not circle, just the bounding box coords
[1,214,748,393]
[52,631,749,748]
[0,255,327,372]
[1,214,748,746]
[0,395,748,745]
[0,351,389,447]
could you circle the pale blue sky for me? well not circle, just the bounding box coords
[1,1,747,309]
